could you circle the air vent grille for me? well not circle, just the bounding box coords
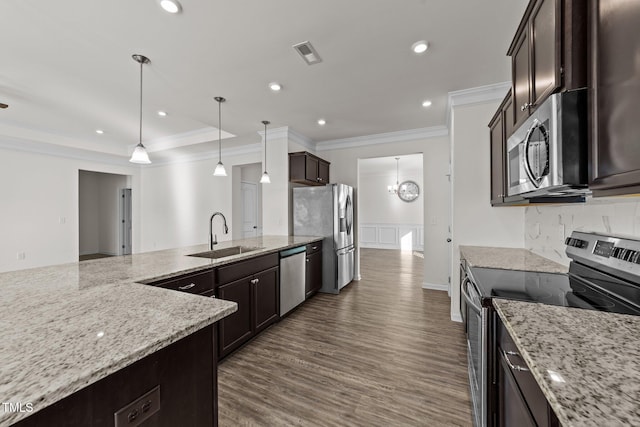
[293,41,322,65]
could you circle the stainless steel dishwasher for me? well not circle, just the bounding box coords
[279,246,306,316]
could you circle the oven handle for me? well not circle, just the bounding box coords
[460,277,482,314]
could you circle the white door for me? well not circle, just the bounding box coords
[241,182,259,238]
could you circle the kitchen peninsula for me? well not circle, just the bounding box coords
[0,235,320,426]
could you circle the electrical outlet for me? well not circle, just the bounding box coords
[430,216,437,225]
[59,217,66,224]
[16,252,25,260]
[114,386,160,427]
[559,224,565,240]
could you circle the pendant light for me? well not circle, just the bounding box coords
[388,157,400,194]
[260,121,271,184]
[213,96,227,176]
[129,54,151,164]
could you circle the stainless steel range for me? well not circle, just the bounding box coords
[462,231,640,427]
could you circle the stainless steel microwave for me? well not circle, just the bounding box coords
[506,89,589,198]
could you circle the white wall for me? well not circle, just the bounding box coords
[525,196,640,265]
[319,135,450,287]
[450,101,525,320]
[0,146,140,273]
[139,151,261,252]
[262,133,289,235]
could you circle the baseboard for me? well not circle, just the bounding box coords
[451,312,463,323]
[422,282,449,292]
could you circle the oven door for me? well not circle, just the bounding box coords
[461,277,488,427]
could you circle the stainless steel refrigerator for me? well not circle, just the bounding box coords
[293,184,355,294]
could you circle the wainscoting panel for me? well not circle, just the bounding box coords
[359,223,424,250]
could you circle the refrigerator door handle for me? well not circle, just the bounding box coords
[345,194,353,236]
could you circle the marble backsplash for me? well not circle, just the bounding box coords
[525,196,640,266]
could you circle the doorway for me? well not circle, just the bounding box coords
[357,154,424,253]
[241,182,258,238]
[78,170,131,260]
[231,163,263,240]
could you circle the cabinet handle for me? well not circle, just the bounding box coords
[178,283,196,291]
[312,246,318,250]
[250,278,259,284]
[520,103,529,111]
[306,259,310,262]
[502,349,529,372]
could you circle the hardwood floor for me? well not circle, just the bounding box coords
[218,248,473,426]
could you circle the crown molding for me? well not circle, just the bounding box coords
[141,126,235,153]
[257,126,315,151]
[446,82,510,129]
[316,126,448,152]
[146,142,262,167]
[0,135,133,167]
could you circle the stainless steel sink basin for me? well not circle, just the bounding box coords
[188,246,263,259]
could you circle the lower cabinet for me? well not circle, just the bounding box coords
[216,253,280,359]
[15,326,217,427]
[494,314,559,427]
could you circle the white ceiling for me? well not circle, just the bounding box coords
[0,0,527,160]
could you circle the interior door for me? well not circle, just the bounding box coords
[120,188,132,255]
[241,182,259,238]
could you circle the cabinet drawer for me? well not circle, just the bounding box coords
[150,269,214,295]
[497,319,551,427]
[216,253,279,284]
[306,241,322,255]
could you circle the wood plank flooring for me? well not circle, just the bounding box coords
[218,248,473,427]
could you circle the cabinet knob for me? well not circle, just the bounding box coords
[178,283,196,291]
[306,259,310,262]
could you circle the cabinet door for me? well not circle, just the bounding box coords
[217,278,253,358]
[317,160,330,184]
[305,251,323,298]
[490,108,505,206]
[512,28,531,127]
[305,155,319,182]
[530,0,561,108]
[589,0,640,195]
[253,267,279,333]
[497,354,537,427]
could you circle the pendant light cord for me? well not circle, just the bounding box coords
[218,99,222,161]
[396,157,399,186]
[139,60,143,145]
[264,122,267,170]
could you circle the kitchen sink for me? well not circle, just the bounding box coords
[188,246,263,259]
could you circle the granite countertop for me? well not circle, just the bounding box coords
[0,235,321,426]
[460,245,568,273]
[493,299,640,427]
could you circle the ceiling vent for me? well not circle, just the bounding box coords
[293,41,322,65]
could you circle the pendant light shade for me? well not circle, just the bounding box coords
[213,96,227,176]
[260,120,271,184]
[129,54,152,164]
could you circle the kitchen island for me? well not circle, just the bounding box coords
[493,298,640,427]
[0,235,320,426]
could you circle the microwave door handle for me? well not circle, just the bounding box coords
[460,277,482,314]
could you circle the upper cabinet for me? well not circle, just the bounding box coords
[589,0,640,197]
[507,0,587,132]
[289,151,330,186]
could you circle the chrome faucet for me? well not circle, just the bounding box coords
[209,212,229,249]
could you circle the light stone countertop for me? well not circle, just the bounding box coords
[493,299,640,427]
[0,235,321,426]
[459,245,568,273]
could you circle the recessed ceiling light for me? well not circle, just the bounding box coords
[158,0,182,14]
[317,119,326,126]
[269,82,282,92]
[412,40,428,54]
[422,100,432,107]
[95,129,104,134]
[157,111,168,117]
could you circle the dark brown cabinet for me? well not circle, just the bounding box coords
[15,326,217,427]
[216,253,280,359]
[494,315,559,427]
[507,0,587,130]
[289,151,330,186]
[305,241,323,298]
[146,269,214,295]
[589,0,640,197]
